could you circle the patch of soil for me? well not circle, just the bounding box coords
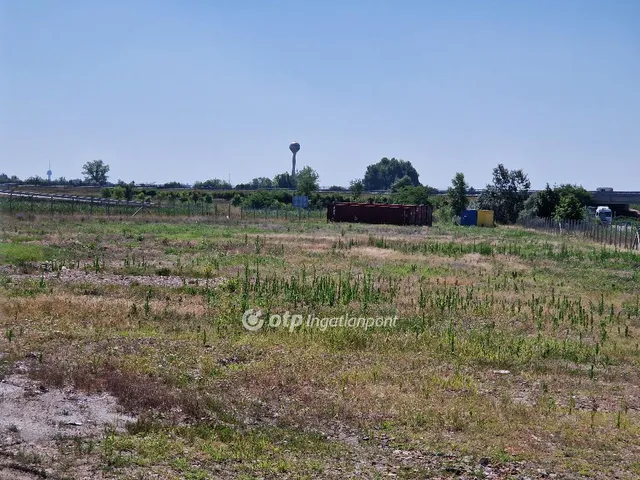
[4,267,224,289]
[0,371,135,478]
[0,373,134,444]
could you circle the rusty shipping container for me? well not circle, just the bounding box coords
[327,202,432,226]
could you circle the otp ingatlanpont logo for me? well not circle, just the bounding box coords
[241,309,264,331]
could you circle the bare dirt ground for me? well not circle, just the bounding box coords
[0,357,135,479]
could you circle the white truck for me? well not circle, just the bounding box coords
[595,206,613,225]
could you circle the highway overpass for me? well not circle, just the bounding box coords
[461,189,640,207]
[588,191,640,206]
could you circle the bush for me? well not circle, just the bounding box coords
[554,194,585,221]
[477,164,530,223]
[390,186,434,205]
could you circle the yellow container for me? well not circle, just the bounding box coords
[477,209,494,227]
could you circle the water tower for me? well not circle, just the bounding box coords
[289,141,300,178]
[46,161,52,183]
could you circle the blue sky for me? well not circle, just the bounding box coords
[1,0,638,189]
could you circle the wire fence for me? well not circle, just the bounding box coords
[0,193,325,222]
[520,216,640,251]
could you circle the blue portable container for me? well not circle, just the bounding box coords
[460,209,478,226]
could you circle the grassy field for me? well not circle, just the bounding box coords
[0,196,328,222]
[0,213,639,479]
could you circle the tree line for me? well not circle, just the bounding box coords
[444,165,594,223]
[2,157,603,223]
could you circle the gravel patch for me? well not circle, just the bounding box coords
[0,373,135,445]
[4,268,223,289]
[0,369,135,479]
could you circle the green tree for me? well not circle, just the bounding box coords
[251,177,274,189]
[519,183,591,220]
[232,193,243,206]
[363,158,420,190]
[295,166,320,196]
[554,193,585,221]
[477,164,530,223]
[193,179,232,189]
[241,190,293,209]
[273,172,296,189]
[447,172,469,216]
[112,186,125,200]
[24,176,46,185]
[555,184,591,206]
[162,181,188,188]
[533,184,560,218]
[390,175,414,192]
[82,160,110,185]
[349,178,364,200]
[390,185,435,205]
[116,181,135,201]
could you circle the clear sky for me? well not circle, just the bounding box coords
[1,0,638,189]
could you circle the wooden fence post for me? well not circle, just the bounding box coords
[609,225,613,246]
[624,226,629,249]
[600,224,604,244]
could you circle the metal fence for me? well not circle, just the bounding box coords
[0,192,325,222]
[0,191,150,216]
[520,217,640,251]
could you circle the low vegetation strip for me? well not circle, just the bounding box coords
[0,214,638,479]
